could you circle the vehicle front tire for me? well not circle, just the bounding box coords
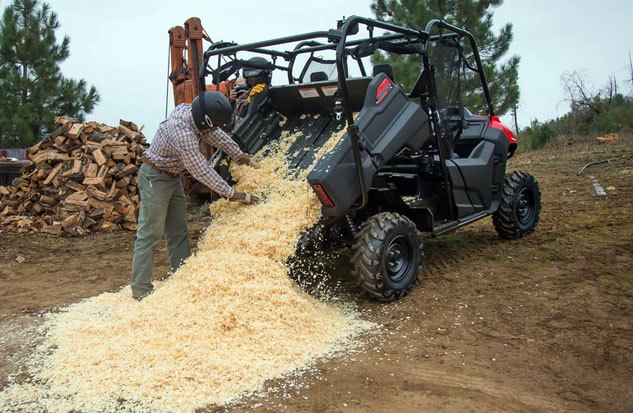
[493,171,541,239]
[351,212,422,301]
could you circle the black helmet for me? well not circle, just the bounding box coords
[242,56,273,79]
[191,91,232,131]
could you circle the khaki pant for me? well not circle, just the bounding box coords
[131,164,190,298]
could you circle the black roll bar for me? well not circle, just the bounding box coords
[423,19,494,116]
[421,19,494,221]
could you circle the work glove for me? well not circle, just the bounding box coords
[237,154,260,169]
[229,191,260,205]
[247,83,267,103]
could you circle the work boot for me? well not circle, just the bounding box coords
[133,290,153,302]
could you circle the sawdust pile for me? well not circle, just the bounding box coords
[0,126,372,412]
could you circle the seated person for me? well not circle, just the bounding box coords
[229,76,247,104]
[231,57,273,125]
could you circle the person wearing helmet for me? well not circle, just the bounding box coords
[130,91,259,301]
[232,56,273,125]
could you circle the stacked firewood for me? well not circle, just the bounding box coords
[0,117,148,235]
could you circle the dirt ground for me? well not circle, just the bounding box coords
[1,137,632,412]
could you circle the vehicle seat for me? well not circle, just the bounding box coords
[310,71,328,82]
[372,64,395,82]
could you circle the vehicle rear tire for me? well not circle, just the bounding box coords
[493,171,541,239]
[351,212,422,301]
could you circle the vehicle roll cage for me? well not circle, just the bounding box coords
[199,16,493,215]
[200,16,492,112]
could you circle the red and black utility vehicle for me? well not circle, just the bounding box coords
[199,16,541,301]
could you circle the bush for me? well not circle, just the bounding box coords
[518,122,557,151]
[518,95,633,152]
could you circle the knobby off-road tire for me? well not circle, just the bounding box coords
[493,171,541,239]
[351,212,422,301]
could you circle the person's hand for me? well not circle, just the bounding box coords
[229,191,260,205]
[229,88,238,103]
[247,83,267,103]
[237,154,260,169]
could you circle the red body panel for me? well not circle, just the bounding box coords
[488,115,517,146]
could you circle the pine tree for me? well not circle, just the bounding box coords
[0,0,99,148]
[371,0,519,116]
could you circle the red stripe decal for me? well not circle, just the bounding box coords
[375,78,393,105]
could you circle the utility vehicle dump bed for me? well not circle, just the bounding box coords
[232,77,372,159]
[232,73,431,217]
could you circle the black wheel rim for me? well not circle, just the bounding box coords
[516,187,536,226]
[384,235,413,283]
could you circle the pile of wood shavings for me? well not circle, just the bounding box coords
[0,127,372,412]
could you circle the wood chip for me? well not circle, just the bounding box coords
[0,126,371,413]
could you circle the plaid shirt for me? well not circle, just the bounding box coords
[145,103,244,198]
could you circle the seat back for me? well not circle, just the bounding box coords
[372,64,395,81]
[309,71,328,82]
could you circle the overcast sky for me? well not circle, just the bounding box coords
[35,0,633,139]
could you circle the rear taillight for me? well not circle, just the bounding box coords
[312,183,335,208]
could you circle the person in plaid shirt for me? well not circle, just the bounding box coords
[131,91,259,300]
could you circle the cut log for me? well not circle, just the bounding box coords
[43,163,64,186]
[67,123,84,139]
[63,199,90,210]
[118,194,134,207]
[62,213,79,232]
[115,176,130,189]
[88,208,105,219]
[84,162,98,178]
[88,197,111,210]
[65,190,89,203]
[41,225,63,235]
[86,185,107,201]
[118,123,140,140]
[123,208,137,223]
[108,180,117,199]
[97,164,109,178]
[121,222,137,231]
[114,202,130,216]
[97,124,114,134]
[114,165,138,182]
[100,221,119,231]
[65,180,85,192]
[120,119,140,132]
[112,152,126,161]
[104,145,129,157]
[54,135,67,148]
[39,195,57,206]
[29,149,53,164]
[92,148,106,165]
[63,159,83,176]
[82,176,106,188]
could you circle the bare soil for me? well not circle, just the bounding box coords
[1,137,632,412]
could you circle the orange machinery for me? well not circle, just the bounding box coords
[168,17,233,105]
